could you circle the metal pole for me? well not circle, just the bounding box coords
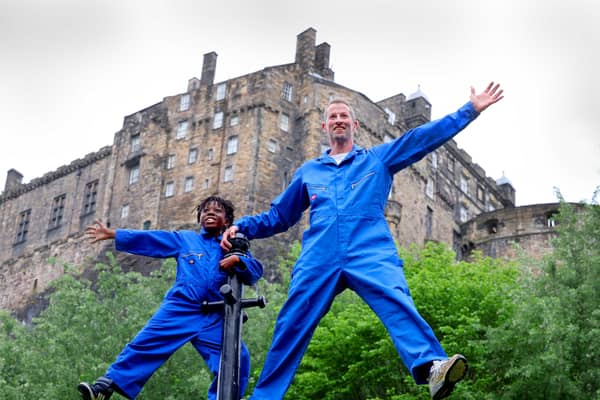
[201,233,266,400]
[216,273,244,400]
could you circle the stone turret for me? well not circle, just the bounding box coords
[404,86,432,128]
[496,174,516,207]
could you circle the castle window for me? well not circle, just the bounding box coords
[188,148,198,164]
[143,220,151,230]
[165,181,175,197]
[230,115,239,127]
[485,219,499,234]
[128,164,140,185]
[83,180,99,214]
[282,170,289,191]
[180,94,190,111]
[447,157,455,173]
[216,83,227,101]
[460,175,469,195]
[459,205,468,223]
[279,113,289,132]
[425,206,433,239]
[15,209,31,244]
[176,121,188,139]
[184,176,194,193]
[204,178,210,189]
[130,134,141,153]
[267,139,278,153]
[226,136,238,155]
[207,148,214,161]
[213,112,224,129]
[476,185,485,202]
[121,204,129,219]
[546,210,559,227]
[282,82,293,102]
[426,179,434,199]
[49,194,66,229]
[166,154,176,170]
[224,166,233,182]
[384,108,396,125]
[431,151,438,169]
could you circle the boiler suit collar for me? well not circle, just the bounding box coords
[318,144,364,165]
[199,228,223,242]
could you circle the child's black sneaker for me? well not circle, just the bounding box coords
[77,376,114,400]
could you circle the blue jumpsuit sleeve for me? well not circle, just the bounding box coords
[372,102,479,174]
[235,251,264,286]
[115,229,183,258]
[234,169,308,239]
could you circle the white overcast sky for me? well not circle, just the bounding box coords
[1,0,599,206]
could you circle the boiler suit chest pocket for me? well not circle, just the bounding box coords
[349,171,380,207]
[181,252,205,265]
[180,252,211,282]
[350,171,376,190]
[306,184,334,213]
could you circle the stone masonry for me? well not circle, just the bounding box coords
[1,28,552,316]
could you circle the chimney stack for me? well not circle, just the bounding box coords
[315,42,334,79]
[295,28,316,70]
[4,169,23,193]
[201,52,218,86]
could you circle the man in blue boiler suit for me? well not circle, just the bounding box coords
[222,83,504,400]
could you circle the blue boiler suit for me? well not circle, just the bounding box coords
[104,228,263,399]
[237,102,480,399]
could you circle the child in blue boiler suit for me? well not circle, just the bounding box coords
[77,195,263,400]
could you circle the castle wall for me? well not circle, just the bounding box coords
[1,28,524,315]
[460,203,566,260]
[0,148,112,260]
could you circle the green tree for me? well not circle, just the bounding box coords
[0,255,214,399]
[486,198,600,399]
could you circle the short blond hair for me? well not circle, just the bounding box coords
[323,99,356,122]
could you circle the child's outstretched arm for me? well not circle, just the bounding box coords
[86,220,116,243]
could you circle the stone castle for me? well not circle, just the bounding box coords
[0,28,562,315]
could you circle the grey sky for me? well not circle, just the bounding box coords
[1,0,599,206]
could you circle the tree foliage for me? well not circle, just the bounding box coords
[0,255,214,399]
[485,199,600,399]
[0,200,598,399]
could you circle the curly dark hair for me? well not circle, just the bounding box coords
[195,195,235,226]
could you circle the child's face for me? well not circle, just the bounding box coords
[199,201,229,234]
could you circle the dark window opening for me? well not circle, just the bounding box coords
[485,218,499,234]
[83,180,99,215]
[15,209,31,244]
[49,194,66,229]
[546,210,559,227]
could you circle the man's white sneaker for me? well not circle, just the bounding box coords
[428,354,468,400]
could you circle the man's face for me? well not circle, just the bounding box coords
[199,201,228,233]
[323,103,357,145]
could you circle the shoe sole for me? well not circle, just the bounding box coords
[432,355,468,400]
